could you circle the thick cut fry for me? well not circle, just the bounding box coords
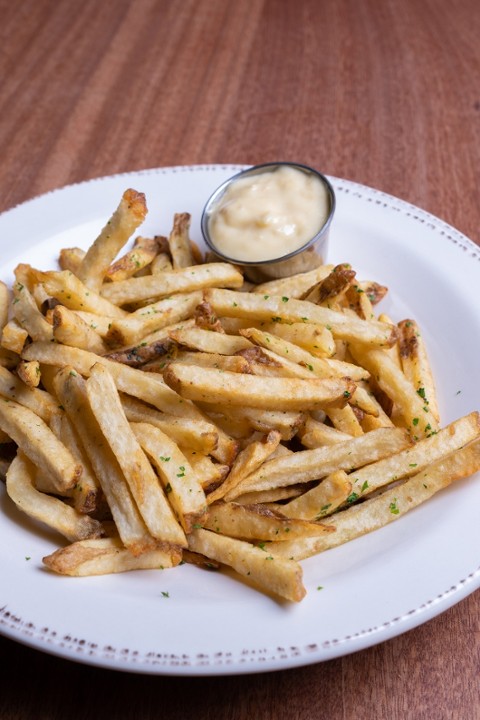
[106,291,202,347]
[168,350,251,373]
[105,236,159,281]
[121,394,218,455]
[202,501,334,541]
[270,437,480,560]
[53,367,156,555]
[77,188,147,291]
[349,343,439,437]
[240,327,369,381]
[182,450,229,491]
[32,269,127,318]
[302,263,356,304]
[52,304,108,354]
[348,411,480,498]
[169,326,252,355]
[16,360,41,388]
[12,277,53,342]
[58,246,85,273]
[100,263,244,305]
[0,365,59,422]
[398,318,440,424]
[280,470,352,520]
[252,265,334,298]
[168,212,195,268]
[164,362,356,411]
[1,319,28,354]
[0,398,81,493]
[298,417,353,448]
[206,289,397,347]
[326,405,364,437]
[187,527,306,602]
[225,427,411,499]
[207,431,281,504]
[86,364,186,546]
[261,320,335,357]
[43,536,182,576]
[54,412,100,514]
[131,422,207,532]
[6,452,102,542]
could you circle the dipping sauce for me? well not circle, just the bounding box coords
[206,165,331,263]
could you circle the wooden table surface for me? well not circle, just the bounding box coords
[1,0,480,717]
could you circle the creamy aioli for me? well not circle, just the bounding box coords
[207,166,330,262]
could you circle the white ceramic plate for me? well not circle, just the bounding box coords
[1,165,480,676]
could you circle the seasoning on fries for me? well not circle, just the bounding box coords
[0,187,479,603]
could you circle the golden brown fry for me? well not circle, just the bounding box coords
[12,275,53,342]
[0,365,59,422]
[32,269,127,318]
[53,366,156,555]
[105,236,159,282]
[1,319,28,354]
[131,421,207,533]
[202,501,334,540]
[206,288,397,347]
[0,398,81,494]
[77,189,147,291]
[58,247,85,273]
[280,470,352,520]
[6,452,102,541]
[187,527,306,602]
[164,362,356,411]
[16,360,41,388]
[86,364,187,546]
[225,427,411,499]
[43,537,182,576]
[100,263,244,305]
[169,325,252,355]
[52,304,108,354]
[168,212,195,268]
[207,431,281,504]
[398,318,440,424]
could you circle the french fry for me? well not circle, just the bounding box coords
[302,263,356,305]
[53,366,157,555]
[12,276,53,342]
[168,212,195,268]
[16,360,41,388]
[6,452,102,541]
[224,427,411,499]
[131,421,207,532]
[43,536,182,576]
[398,318,440,424]
[100,263,244,306]
[105,236,159,281]
[298,416,354,448]
[52,304,108,354]
[1,319,28,355]
[270,437,480,561]
[252,265,334,299]
[207,430,281,504]
[205,288,397,347]
[187,527,306,602]
[169,325,252,355]
[0,397,81,493]
[77,188,148,291]
[0,365,58,422]
[31,269,127,318]
[58,246,85,273]
[106,291,203,347]
[121,394,218,455]
[85,363,187,546]
[164,362,356,411]
[201,501,334,540]
[280,470,352,520]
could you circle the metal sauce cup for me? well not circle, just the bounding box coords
[201,162,336,283]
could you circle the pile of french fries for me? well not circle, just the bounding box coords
[1,187,479,603]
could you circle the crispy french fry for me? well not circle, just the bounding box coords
[1,319,28,355]
[52,304,108,354]
[398,318,440,424]
[100,263,244,306]
[280,470,352,520]
[12,276,53,342]
[206,288,397,347]
[270,437,480,560]
[0,398,81,493]
[187,527,306,602]
[0,365,58,422]
[77,188,147,291]
[43,536,182,576]
[58,246,85,273]
[164,362,356,411]
[168,212,195,268]
[16,360,41,388]
[85,364,187,546]
[53,366,157,555]
[169,325,252,355]
[131,421,207,532]
[252,265,334,298]
[225,427,411,499]
[32,269,127,318]
[105,236,159,281]
[6,452,102,541]
[201,501,334,541]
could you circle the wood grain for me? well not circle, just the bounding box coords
[1,0,480,718]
